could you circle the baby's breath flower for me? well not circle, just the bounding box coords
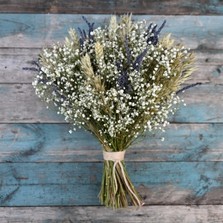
[33,14,194,150]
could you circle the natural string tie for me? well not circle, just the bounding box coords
[103,150,143,206]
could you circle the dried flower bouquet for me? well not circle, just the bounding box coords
[32,15,195,208]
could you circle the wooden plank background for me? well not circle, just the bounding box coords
[0,1,223,222]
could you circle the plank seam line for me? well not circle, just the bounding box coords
[0,122,222,125]
[1,161,223,164]
[1,204,223,208]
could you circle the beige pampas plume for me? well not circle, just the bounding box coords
[81,54,95,78]
[95,41,104,63]
[65,29,79,49]
[108,15,117,39]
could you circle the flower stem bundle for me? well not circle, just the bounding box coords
[33,15,195,208]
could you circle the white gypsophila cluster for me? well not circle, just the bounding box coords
[33,15,192,146]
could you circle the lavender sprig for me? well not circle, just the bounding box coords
[176,82,202,95]
[22,60,41,72]
[147,20,166,45]
[132,48,148,71]
[78,16,95,46]
[117,71,133,94]
[125,36,132,66]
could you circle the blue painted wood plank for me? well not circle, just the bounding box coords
[0,123,223,162]
[0,84,222,123]
[0,14,223,49]
[0,162,223,206]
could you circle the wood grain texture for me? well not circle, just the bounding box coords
[0,205,223,223]
[0,11,223,218]
[0,123,223,163]
[0,0,223,15]
[0,161,223,206]
[0,84,64,123]
[0,83,222,123]
[0,15,223,49]
[1,48,223,84]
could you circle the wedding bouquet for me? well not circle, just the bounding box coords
[32,15,194,208]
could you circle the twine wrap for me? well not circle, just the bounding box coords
[103,150,143,206]
[103,150,126,162]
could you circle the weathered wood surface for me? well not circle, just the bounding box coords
[0,83,222,123]
[0,206,223,223]
[0,0,223,15]
[0,123,223,162]
[0,12,223,219]
[0,161,223,206]
[0,15,223,49]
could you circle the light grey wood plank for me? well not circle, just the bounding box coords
[0,83,221,123]
[0,48,39,84]
[1,48,223,84]
[0,205,222,223]
[0,84,64,123]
